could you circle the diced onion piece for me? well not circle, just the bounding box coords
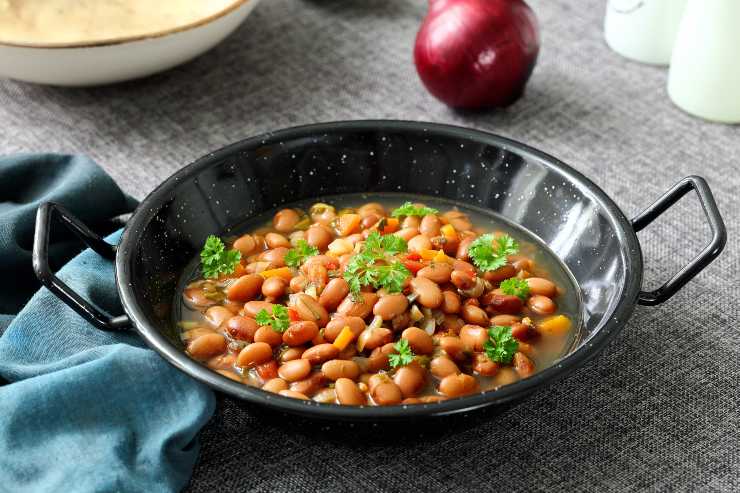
[328,238,353,255]
[410,305,424,322]
[333,326,355,351]
[368,314,384,330]
[407,292,420,303]
[304,284,318,299]
[421,317,436,335]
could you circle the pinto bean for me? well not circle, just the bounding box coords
[394,364,426,398]
[273,209,300,232]
[473,353,500,376]
[482,264,517,283]
[459,324,489,352]
[225,316,259,341]
[243,301,274,318]
[289,371,324,396]
[357,202,385,218]
[443,210,472,231]
[419,215,441,237]
[225,274,263,302]
[301,343,340,365]
[510,322,535,341]
[527,295,556,315]
[265,232,290,249]
[461,304,489,326]
[526,278,557,298]
[291,293,329,327]
[204,306,232,328]
[395,227,419,242]
[306,224,333,250]
[324,316,366,342]
[367,343,396,372]
[410,277,442,308]
[439,336,467,361]
[402,216,421,229]
[183,287,215,308]
[283,321,319,346]
[187,333,227,360]
[372,382,403,406]
[237,342,273,367]
[361,212,382,229]
[452,259,477,276]
[289,275,308,293]
[278,359,312,382]
[262,378,288,393]
[318,278,350,311]
[261,277,286,298]
[430,356,459,378]
[279,390,309,400]
[490,314,522,326]
[233,234,258,256]
[279,346,305,362]
[260,247,289,267]
[252,325,282,346]
[336,292,378,318]
[456,236,474,260]
[321,359,361,381]
[417,262,453,284]
[335,378,365,405]
[450,270,476,290]
[513,351,535,377]
[481,293,523,314]
[440,291,461,314]
[438,373,478,397]
[357,327,393,352]
[373,293,409,320]
[401,327,434,355]
[408,234,432,253]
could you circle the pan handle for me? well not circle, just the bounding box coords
[32,202,131,331]
[631,176,726,306]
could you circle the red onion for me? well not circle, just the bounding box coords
[414,0,540,109]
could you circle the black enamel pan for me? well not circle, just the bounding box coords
[32,121,726,420]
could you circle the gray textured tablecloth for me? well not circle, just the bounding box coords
[1,0,738,491]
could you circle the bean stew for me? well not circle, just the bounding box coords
[178,195,581,406]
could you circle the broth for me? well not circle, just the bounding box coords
[176,193,583,404]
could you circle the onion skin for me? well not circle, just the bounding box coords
[414,0,540,109]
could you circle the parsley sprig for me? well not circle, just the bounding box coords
[483,326,519,364]
[391,201,439,217]
[389,338,415,368]
[284,239,319,268]
[468,234,519,272]
[255,304,290,333]
[500,278,530,300]
[343,232,410,300]
[200,235,242,279]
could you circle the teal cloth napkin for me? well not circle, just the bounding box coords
[0,155,215,492]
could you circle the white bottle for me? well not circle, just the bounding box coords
[668,0,740,123]
[604,0,688,65]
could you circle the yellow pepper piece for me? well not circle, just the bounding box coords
[539,315,571,336]
[419,249,438,260]
[259,267,292,281]
[333,326,354,351]
[440,224,458,241]
[433,249,449,263]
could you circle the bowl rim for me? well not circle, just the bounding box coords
[117,120,643,420]
[0,0,253,49]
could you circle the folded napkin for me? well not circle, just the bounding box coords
[0,155,215,492]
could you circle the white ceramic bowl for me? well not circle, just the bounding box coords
[0,0,259,86]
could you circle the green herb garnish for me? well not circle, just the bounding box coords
[284,239,319,268]
[389,338,415,368]
[255,304,290,333]
[468,234,518,272]
[200,235,242,279]
[343,231,410,300]
[391,201,439,217]
[483,326,519,364]
[500,278,530,300]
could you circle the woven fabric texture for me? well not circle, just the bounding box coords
[1,0,737,491]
